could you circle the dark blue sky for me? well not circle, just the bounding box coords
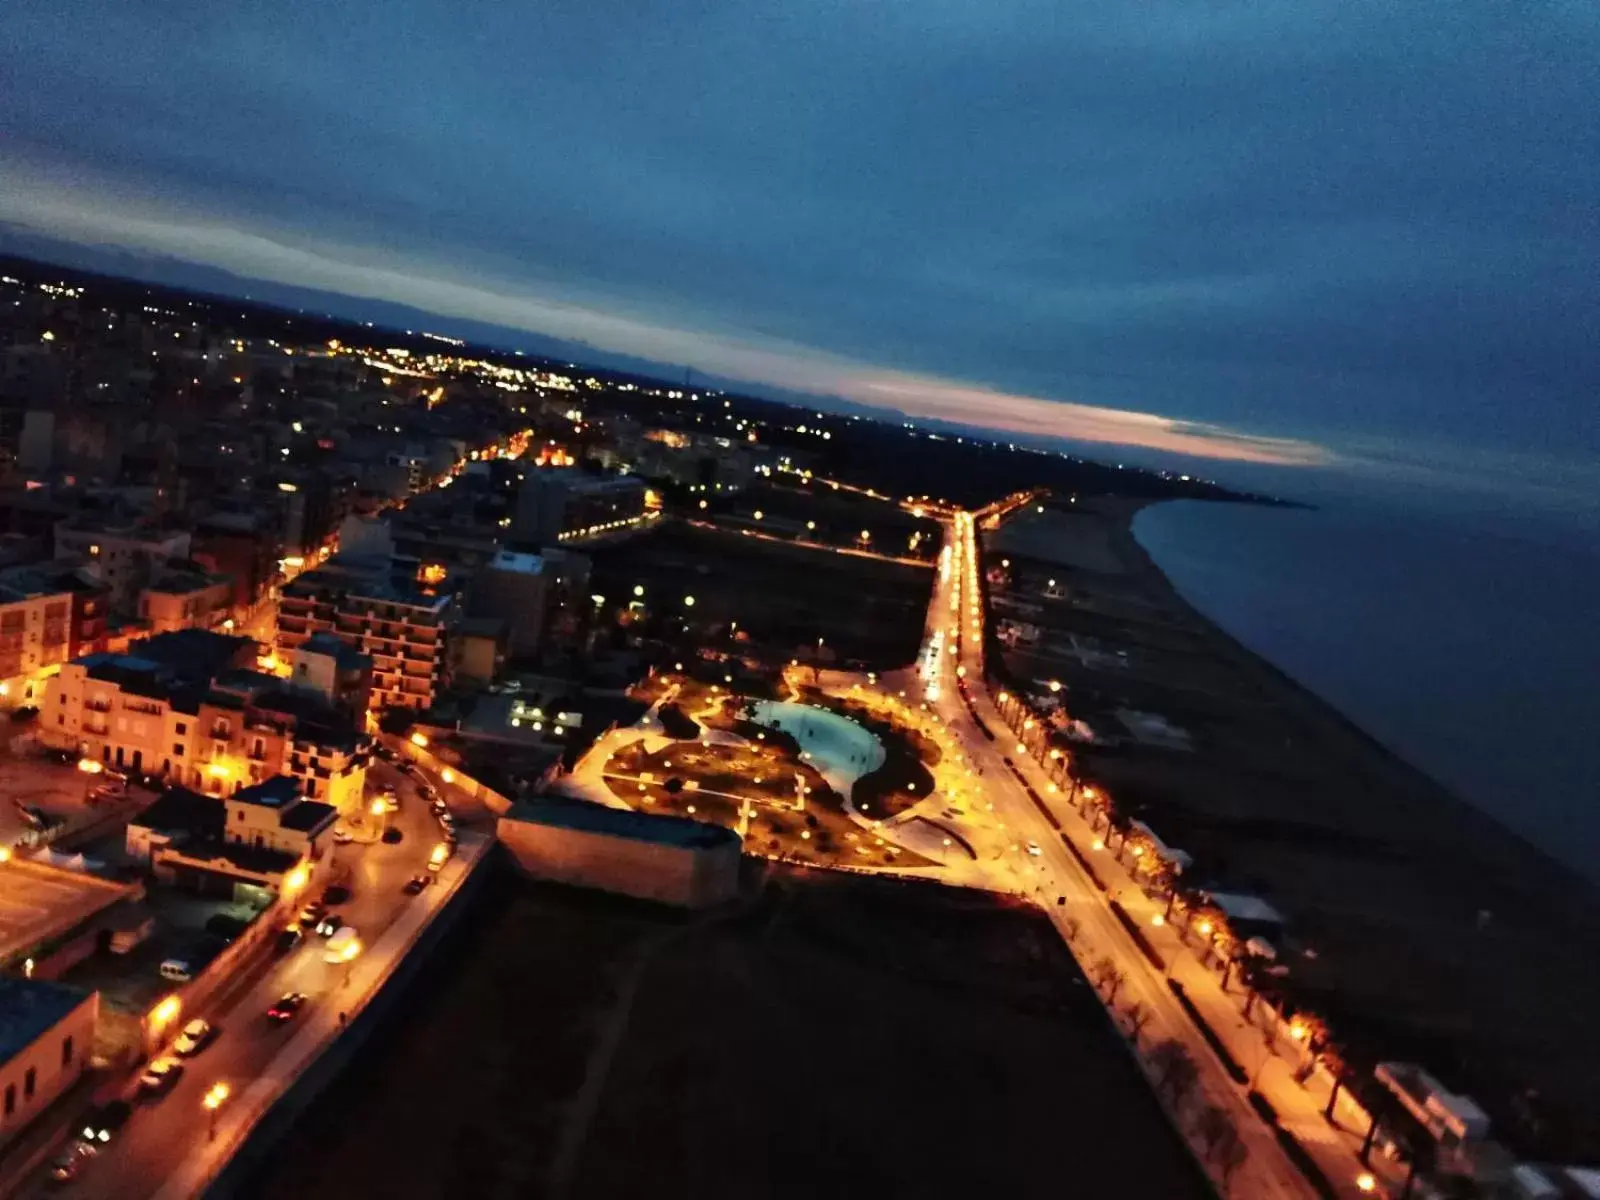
[2,1,1596,507]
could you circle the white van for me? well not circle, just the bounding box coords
[158,958,194,983]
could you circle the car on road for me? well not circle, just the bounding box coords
[173,1018,214,1056]
[333,825,355,845]
[138,1056,184,1096]
[1026,841,1042,857]
[275,925,304,955]
[297,901,325,927]
[381,827,403,844]
[266,992,307,1023]
[320,883,351,906]
[80,1100,132,1143]
[402,874,429,895]
[48,1141,97,1184]
[314,913,342,937]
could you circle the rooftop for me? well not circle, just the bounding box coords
[231,776,301,810]
[488,550,545,575]
[0,857,140,971]
[132,787,225,839]
[300,631,372,671]
[507,797,740,850]
[0,561,102,603]
[0,978,92,1069]
[279,799,338,834]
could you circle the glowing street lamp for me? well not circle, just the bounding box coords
[203,1082,231,1141]
[76,757,104,775]
[1356,1173,1377,1193]
[149,995,181,1036]
[283,863,310,899]
[683,595,695,607]
[410,732,429,748]
[340,938,364,987]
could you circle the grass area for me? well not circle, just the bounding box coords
[248,867,1209,1200]
[794,687,943,819]
[656,702,700,739]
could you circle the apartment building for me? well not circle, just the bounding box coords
[275,555,450,711]
[40,629,370,814]
[52,515,191,616]
[0,562,108,706]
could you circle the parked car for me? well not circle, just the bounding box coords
[266,992,307,1023]
[275,926,304,955]
[402,874,429,895]
[314,913,342,937]
[80,1100,132,1143]
[138,1056,184,1096]
[48,1141,97,1183]
[173,1019,214,1056]
[1026,841,1042,857]
[320,884,350,906]
[381,827,403,845]
[332,826,355,845]
[158,958,194,983]
[297,901,325,927]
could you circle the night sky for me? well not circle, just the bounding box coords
[2,1,1596,503]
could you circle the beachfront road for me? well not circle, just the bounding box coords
[917,512,1322,1200]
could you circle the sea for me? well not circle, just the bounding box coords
[1131,497,1600,884]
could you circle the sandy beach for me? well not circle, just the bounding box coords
[987,496,1600,1159]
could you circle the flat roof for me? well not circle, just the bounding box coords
[507,797,740,850]
[0,978,92,1069]
[279,800,337,833]
[232,776,301,810]
[0,858,140,970]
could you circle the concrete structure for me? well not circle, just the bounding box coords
[41,629,370,811]
[0,857,143,976]
[0,561,108,707]
[449,617,505,684]
[498,798,740,908]
[512,468,647,545]
[288,630,373,722]
[128,780,334,899]
[139,564,233,634]
[275,552,451,711]
[0,978,98,1150]
[53,515,190,617]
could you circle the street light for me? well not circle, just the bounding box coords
[203,1082,231,1141]
[283,863,310,899]
[340,938,363,987]
[683,595,695,607]
[1356,1173,1377,1193]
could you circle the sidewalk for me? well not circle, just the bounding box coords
[148,826,494,1200]
[982,686,1404,1197]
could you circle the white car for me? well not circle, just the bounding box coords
[173,1018,214,1056]
[1026,841,1042,857]
[333,826,354,844]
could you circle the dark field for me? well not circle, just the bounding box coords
[247,866,1207,1200]
[590,523,933,668]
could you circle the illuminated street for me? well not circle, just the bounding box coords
[14,760,470,1199]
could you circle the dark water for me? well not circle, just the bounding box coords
[1133,499,1600,883]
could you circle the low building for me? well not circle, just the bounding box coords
[467,548,588,656]
[449,617,505,685]
[0,979,99,1150]
[0,857,144,978]
[128,779,334,902]
[0,561,108,707]
[512,468,649,546]
[498,798,741,908]
[138,564,233,634]
[287,630,373,724]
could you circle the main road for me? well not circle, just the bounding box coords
[909,507,1323,1199]
[17,760,452,1199]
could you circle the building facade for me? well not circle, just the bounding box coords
[0,563,108,707]
[275,557,450,711]
[52,517,190,617]
[0,980,99,1151]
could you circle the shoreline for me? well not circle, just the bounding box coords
[996,492,1600,1157]
[1118,495,1596,901]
